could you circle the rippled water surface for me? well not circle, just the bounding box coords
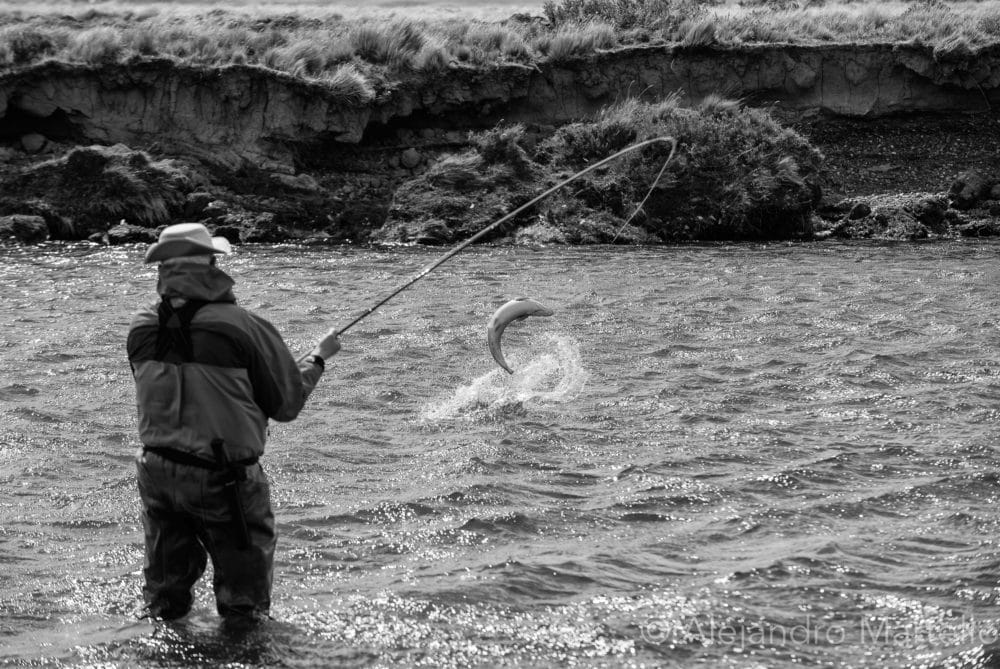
[3,241,1000,668]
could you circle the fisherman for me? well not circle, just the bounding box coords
[126,222,340,622]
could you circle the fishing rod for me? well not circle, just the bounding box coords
[331,135,678,338]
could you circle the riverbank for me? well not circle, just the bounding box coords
[4,102,998,247]
[2,1,1000,245]
[800,111,1000,240]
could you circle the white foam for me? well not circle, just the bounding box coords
[420,334,589,422]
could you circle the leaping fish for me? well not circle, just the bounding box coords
[487,297,554,374]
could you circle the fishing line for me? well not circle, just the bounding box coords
[332,135,678,337]
[611,138,676,243]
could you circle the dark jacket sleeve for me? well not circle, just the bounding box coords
[242,311,323,421]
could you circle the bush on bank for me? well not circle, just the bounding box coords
[379,96,823,244]
[0,144,195,238]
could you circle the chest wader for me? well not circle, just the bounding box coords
[146,298,253,550]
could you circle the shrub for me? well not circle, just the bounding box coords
[471,123,534,176]
[538,97,655,165]
[3,145,193,237]
[384,94,823,244]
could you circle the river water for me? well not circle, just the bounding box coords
[2,241,1000,668]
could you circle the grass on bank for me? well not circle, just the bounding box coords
[0,1,999,94]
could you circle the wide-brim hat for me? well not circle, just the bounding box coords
[144,223,233,263]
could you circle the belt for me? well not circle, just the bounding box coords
[142,445,259,470]
[143,441,255,550]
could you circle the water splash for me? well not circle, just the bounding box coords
[421,334,588,422]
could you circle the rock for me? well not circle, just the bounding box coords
[0,214,48,242]
[887,216,929,240]
[910,195,948,232]
[816,199,853,222]
[270,172,320,192]
[411,219,453,245]
[202,200,230,220]
[183,191,214,218]
[106,221,156,245]
[20,133,46,153]
[847,202,871,220]
[301,232,334,246]
[329,202,390,242]
[827,218,853,239]
[957,219,1000,237]
[210,225,242,245]
[400,148,422,169]
[944,209,967,225]
[949,170,993,210]
[827,193,948,240]
[513,221,567,245]
[236,212,283,242]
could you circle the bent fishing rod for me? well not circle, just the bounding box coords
[330,135,678,338]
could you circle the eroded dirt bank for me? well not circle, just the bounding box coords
[2,42,1000,244]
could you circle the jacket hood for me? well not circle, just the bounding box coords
[157,261,237,302]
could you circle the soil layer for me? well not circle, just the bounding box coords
[794,111,1000,201]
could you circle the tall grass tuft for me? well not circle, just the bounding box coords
[321,62,375,106]
[350,19,426,68]
[264,41,326,77]
[543,0,715,33]
[66,27,123,65]
[0,26,62,66]
[412,37,451,71]
[533,21,617,62]
[463,23,534,63]
[680,17,718,46]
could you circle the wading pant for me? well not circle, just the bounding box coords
[136,449,276,620]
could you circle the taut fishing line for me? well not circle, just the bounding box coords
[611,138,677,243]
[329,135,678,338]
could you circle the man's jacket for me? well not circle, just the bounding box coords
[127,260,322,462]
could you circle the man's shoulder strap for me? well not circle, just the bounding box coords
[154,299,219,362]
